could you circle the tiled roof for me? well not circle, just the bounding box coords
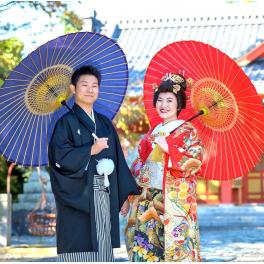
[237,42,264,66]
[243,59,264,95]
[237,42,264,95]
[104,13,264,97]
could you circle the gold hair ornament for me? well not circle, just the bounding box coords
[187,77,194,87]
[161,73,185,94]
[162,73,185,84]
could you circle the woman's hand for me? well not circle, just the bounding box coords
[154,136,169,153]
[120,200,130,217]
[91,138,109,155]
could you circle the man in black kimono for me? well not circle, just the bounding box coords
[48,65,140,262]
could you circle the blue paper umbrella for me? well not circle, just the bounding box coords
[0,32,128,167]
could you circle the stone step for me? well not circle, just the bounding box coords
[23,182,52,193]
[12,202,56,211]
[27,170,50,181]
[16,193,54,204]
[0,243,128,262]
[0,246,57,261]
[23,171,50,184]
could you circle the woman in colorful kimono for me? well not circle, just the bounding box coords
[122,73,204,262]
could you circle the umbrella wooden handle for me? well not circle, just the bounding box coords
[186,109,205,122]
[169,109,205,135]
[169,98,224,134]
[60,100,71,111]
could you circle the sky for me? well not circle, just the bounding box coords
[69,0,263,21]
[0,0,263,55]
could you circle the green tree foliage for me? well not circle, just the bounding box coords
[0,37,27,195]
[0,1,83,36]
[0,158,8,192]
[60,11,84,34]
[114,96,150,147]
[25,1,67,17]
[0,158,32,201]
[0,1,83,196]
[0,37,24,86]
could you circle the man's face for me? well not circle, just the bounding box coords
[72,74,99,106]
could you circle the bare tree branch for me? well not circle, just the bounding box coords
[0,1,16,12]
[0,22,30,35]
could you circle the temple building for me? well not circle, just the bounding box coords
[99,12,264,204]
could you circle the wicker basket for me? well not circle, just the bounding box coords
[27,209,56,236]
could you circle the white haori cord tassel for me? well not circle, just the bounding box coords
[96,158,115,187]
[92,133,98,140]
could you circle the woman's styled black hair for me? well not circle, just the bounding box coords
[71,65,101,86]
[153,74,187,116]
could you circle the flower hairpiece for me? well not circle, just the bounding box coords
[161,73,185,94]
[162,73,185,84]
[186,77,194,87]
[172,84,181,94]
[152,83,159,93]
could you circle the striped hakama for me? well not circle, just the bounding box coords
[57,175,114,262]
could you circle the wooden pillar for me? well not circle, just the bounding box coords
[0,163,15,246]
[7,163,15,194]
[0,194,12,246]
[220,181,232,203]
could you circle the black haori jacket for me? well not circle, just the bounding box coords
[48,103,139,254]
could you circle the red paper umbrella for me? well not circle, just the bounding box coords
[144,40,264,181]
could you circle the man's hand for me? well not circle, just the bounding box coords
[120,200,130,217]
[91,138,109,155]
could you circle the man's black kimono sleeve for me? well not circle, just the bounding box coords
[48,116,92,213]
[112,126,140,210]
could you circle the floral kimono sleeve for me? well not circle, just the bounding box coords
[166,123,204,177]
[128,133,153,202]
[131,132,153,178]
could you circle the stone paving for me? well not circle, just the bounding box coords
[199,204,264,262]
[200,227,264,262]
[1,204,264,262]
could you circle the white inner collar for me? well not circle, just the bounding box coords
[151,120,185,136]
[86,108,95,123]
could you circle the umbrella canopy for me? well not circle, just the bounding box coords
[0,32,128,167]
[144,40,264,181]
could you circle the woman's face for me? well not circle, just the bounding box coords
[155,92,178,122]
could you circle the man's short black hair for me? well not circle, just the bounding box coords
[71,65,101,86]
